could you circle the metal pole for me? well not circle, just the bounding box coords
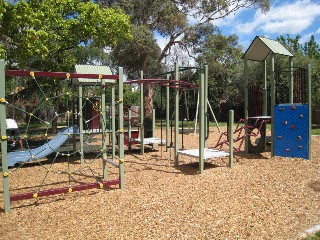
[270,55,275,157]
[128,109,132,151]
[166,74,170,152]
[79,84,84,164]
[228,110,234,168]
[0,60,10,213]
[140,71,144,154]
[199,73,205,173]
[308,64,312,160]
[118,67,125,189]
[263,60,268,116]
[152,108,156,149]
[111,86,116,158]
[244,59,249,153]
[289,56,294,103]
[204,65,208,148]
[101,78,108,179]
[174,62,179,166]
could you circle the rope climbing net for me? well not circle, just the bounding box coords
[1,68,124,211]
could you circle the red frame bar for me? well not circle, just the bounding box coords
[126,78,198,89]
[5,70,119,80]
[10,179,120,202]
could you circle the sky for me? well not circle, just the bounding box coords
[215,0,320,50]
[156,0,320,52]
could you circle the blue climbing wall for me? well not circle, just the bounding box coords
[273,104,309,159]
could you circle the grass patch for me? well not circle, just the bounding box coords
[304,231,320,240]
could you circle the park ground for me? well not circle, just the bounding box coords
[0,126,320,239]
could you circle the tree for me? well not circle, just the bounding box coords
[196,31,243,119]
[1,0,132,131]
[103,0,270,119]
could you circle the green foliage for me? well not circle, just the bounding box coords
[111,25,161,78]
[277,34,320,106]
[1,0,131,71]
[196,32,243,119]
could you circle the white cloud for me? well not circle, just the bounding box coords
[235,0,320,35]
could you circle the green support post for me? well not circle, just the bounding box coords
[308,64,312,160]
[140,71,144,154]
[263,60,268,116]
[270,55,275,157]
[152,108,156,149]
[101,78,108,179]
[166,74,170,152]
[289,57,294,104]
[228,110,234,168]
[118,67,125,189]
[111,86,116,158]
[128,110,132,151]
[0,60,10,213]
[244,59,249,153]
[174,63,179,166]
[78,84,84,164]
[199,73,205,173]
[204,65,208,148]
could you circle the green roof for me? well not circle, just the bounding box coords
[73,64,115,85]
[243,36,293,61]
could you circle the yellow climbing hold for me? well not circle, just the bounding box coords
[1,135,7,141]
[118,98,123,103]
[33,193,38,199]
[119,159,124,163]
[66,73,71,79]
[68,187,72,193]
[0,98,6,103]
[98,74,103,79]
[3,172,9,177]
[99,183,104,188]
[30,71,35,77]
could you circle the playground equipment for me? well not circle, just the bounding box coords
[243,36,312,159]
[125,71,198,154]
[7,126,77,167]
[0,62,125,212]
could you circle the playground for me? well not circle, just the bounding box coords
[1,37,320,239]
[0,127,320,239]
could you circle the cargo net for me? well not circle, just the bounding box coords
[2,71,120,203]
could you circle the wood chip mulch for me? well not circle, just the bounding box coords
[0,127,319,239]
